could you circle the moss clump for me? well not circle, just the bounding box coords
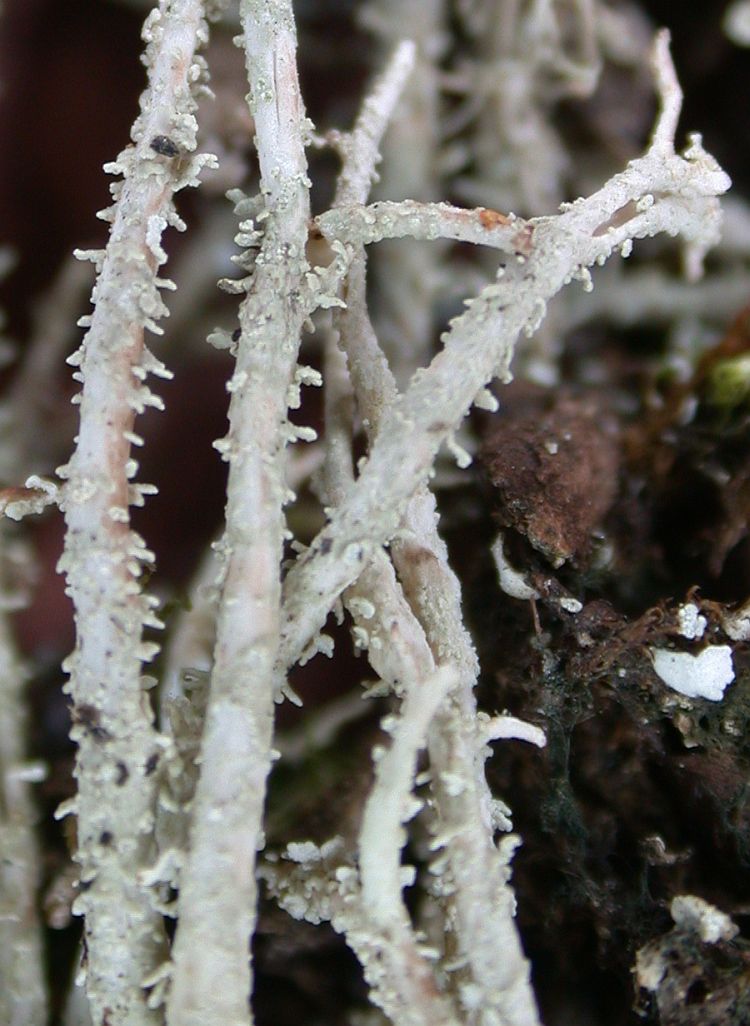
[706,354,750,410]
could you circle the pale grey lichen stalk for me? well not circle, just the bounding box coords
[362,0,446,385]
[317,200,533,254]
[166,2,312,1024]
[0,257,48,1026]
[279,33,729,670]
[0,615,47,1026]
[355,666,460,1026]
[316,39,542,1020]
[57,2,215,1023]
[315,51,471,1021]
[453,0,600,215]
[0,221,102,1026]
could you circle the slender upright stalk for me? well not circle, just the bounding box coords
[0,612,47,1026]
[167,2,310,1023]
[59,3,212,1022]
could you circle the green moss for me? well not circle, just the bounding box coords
[706,354,750,410]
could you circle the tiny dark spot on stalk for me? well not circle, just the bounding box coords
[99,831,113,846]
[231,328,241,342]
[145,753,159,776]
[115,761,129,786]
[320,537,332,555]
[150,135,179,158]
[74,703,112,742]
